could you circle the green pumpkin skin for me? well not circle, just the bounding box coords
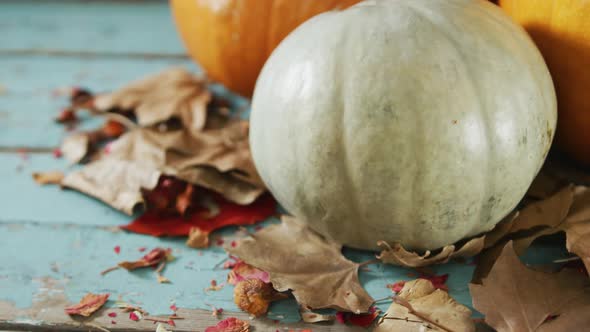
[250,0,557,251]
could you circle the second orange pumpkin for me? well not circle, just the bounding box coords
[170,0,362,98]
[498,0,590,166]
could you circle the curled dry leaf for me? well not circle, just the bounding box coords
[32,171,64,185]
[118,248,173,271]
[64,293,110,317]
[205,317,250,332]
[470,242,590,332]
[377,235,484,268]
[227,260,270,285]
[227,216,374,313]
[233,278,288,317]
[92,68,211,132]
[376,279,474,332]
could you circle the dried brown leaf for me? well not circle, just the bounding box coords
[186,227,210,249]
[470,242,590,332]
[32,171,64,185]
[376,279,474,332]
[93,68,212,132]
[61,132,90,164]
[233,279,287,317]
[377,235,484,268]
[62,159,161,215]
[64,293,109,317]
[227,216,374,313]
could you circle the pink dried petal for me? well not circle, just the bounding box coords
[114,246,121,254]
[108,312,117,317]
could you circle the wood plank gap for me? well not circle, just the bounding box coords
[0,49,189,60]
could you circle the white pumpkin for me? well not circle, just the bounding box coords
[250,0,556,250]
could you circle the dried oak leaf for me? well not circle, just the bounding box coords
[32,171,64,185]
[64,293,110,317]
[233,278,288,317]
[118,247,173,271]
[205,317,250,332]
[122,193,275,237]
[226,216,374,313]
[377,235,484,268]
[470,242,590,332]
[93,68,211,132]
[227,260,270,285]
[376,279,474,332]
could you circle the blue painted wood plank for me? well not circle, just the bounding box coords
[0,153,130,225]
[0,56,195,148]
[0,0,186,55]
[0,219,569,321]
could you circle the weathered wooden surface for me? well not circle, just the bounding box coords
[0,1,569,331]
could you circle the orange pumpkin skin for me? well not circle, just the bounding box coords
[498,0,590,166]
[170,0,362,97]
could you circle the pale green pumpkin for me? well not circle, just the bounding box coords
[250,0,556,250]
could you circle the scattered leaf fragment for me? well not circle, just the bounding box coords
[129,310,142,321]
[108,312,117,318]
[470,242,590,332]
[233,279,288,317]
[377,235,484,268]
[376,279,474,332]
[118,247,172,271]
[205,317,250,332]
[32,171,64,185]
[64,293,109,317]
[227,215,374,313]
[186,227,210,248]
[300,310,335,323]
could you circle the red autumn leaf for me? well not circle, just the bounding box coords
[122,194,275,237]
[227,260,270,285]
[205,317,250,332]
[118,247,172,270]
[336,307,379,328]
[387,274,448,294]
[65,293,109,317]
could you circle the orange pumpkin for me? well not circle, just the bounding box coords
[170,0,362,97]
[498,0,590,166]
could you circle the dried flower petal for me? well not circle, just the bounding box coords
[64,293,109,317]
[233,279,288,317]
[227,260,270,285]
[118,247,172,271]
[205,317,250,332]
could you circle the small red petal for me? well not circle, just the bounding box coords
[170,304,178,312]
[230,241,237,248]
[216,238,225,246]
[114,246,121,254]
[52,148,62,158]
[168,319,176,327]
[108,312,117,317]
[138,247,147,252]
[129,312,140,321]
[387,281,406,293]
[111,320,117,325]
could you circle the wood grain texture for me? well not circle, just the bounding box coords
[0,0,185,55]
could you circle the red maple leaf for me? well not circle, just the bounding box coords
[122,194,275,237]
